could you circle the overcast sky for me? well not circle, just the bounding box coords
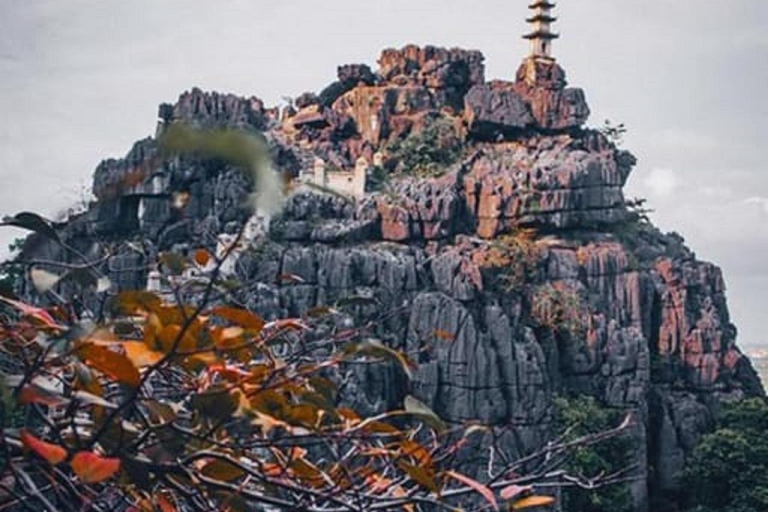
[0,0,766,347]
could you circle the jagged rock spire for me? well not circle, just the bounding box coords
[523,1,559,60]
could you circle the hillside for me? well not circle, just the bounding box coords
[16,45,764,511]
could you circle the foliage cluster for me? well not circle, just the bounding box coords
[385,116,467,178]
[553,395,635,512]
[482,229,541,292]
[598,120,628,147]
[531,282,589,340]
[682,398,768,512]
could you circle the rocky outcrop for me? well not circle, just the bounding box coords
[464,60,590,139]
[17,45,763,512]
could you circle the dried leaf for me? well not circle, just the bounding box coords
[510,495,555,510]
[398,461,438,493]
[70,451,121,483]
[445,470,498,510]
[212,306,265,332]
[21,431,67,465]
[200,458,246,482]
[78,343,140,387]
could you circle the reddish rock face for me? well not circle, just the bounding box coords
[32,45,764,512]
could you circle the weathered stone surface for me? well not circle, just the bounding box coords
[464,83,535,138]
[18,45,765,512]
[378,45,485,93]
[170,87,268,130]
[463,134,630,235]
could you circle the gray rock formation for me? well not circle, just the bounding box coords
[17,46,763,512]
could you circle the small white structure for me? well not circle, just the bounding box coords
[523,1,559,60]
[307,156,367,198]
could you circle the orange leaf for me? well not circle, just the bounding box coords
[510,495,555,510]
[433,329,455,341]
[78,343,140,387]
[194,248,212,267]
[445,470,498,510]
[122,341,164,367]
[21,431,67,465]
[212,306,265,332]
[70,451,121,483]
[156,492,176,512]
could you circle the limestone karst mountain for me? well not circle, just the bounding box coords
[16,44,763,511]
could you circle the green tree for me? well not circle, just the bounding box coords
[553,395,635,512]
[683,398,768,512]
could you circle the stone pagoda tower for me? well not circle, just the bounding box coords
[523,1,559,61]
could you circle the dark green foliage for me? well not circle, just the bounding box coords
[682,398,768,512]
[599,119,628,146]
[553,395,634,512]
[366,165,390,193]
[385,116,466,177]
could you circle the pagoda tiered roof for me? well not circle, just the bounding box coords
[528,1,556,8]
[526,14,557,23]
[523,31,560,40]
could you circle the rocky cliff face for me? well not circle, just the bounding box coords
[21,45,763,511]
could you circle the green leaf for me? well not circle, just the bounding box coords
[404,395,447,433]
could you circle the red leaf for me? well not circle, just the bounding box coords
[70,451,121,483]
[18,384,66,407]
[500,484,533,501]
[21,431,67,465]
[194,248,211,267]
[0,296,63,330]
[445,470,498,510]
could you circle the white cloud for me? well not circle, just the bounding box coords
[744,197,768,214]
[643,167,679,198]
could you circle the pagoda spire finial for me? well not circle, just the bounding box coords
[524,1,559,60]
